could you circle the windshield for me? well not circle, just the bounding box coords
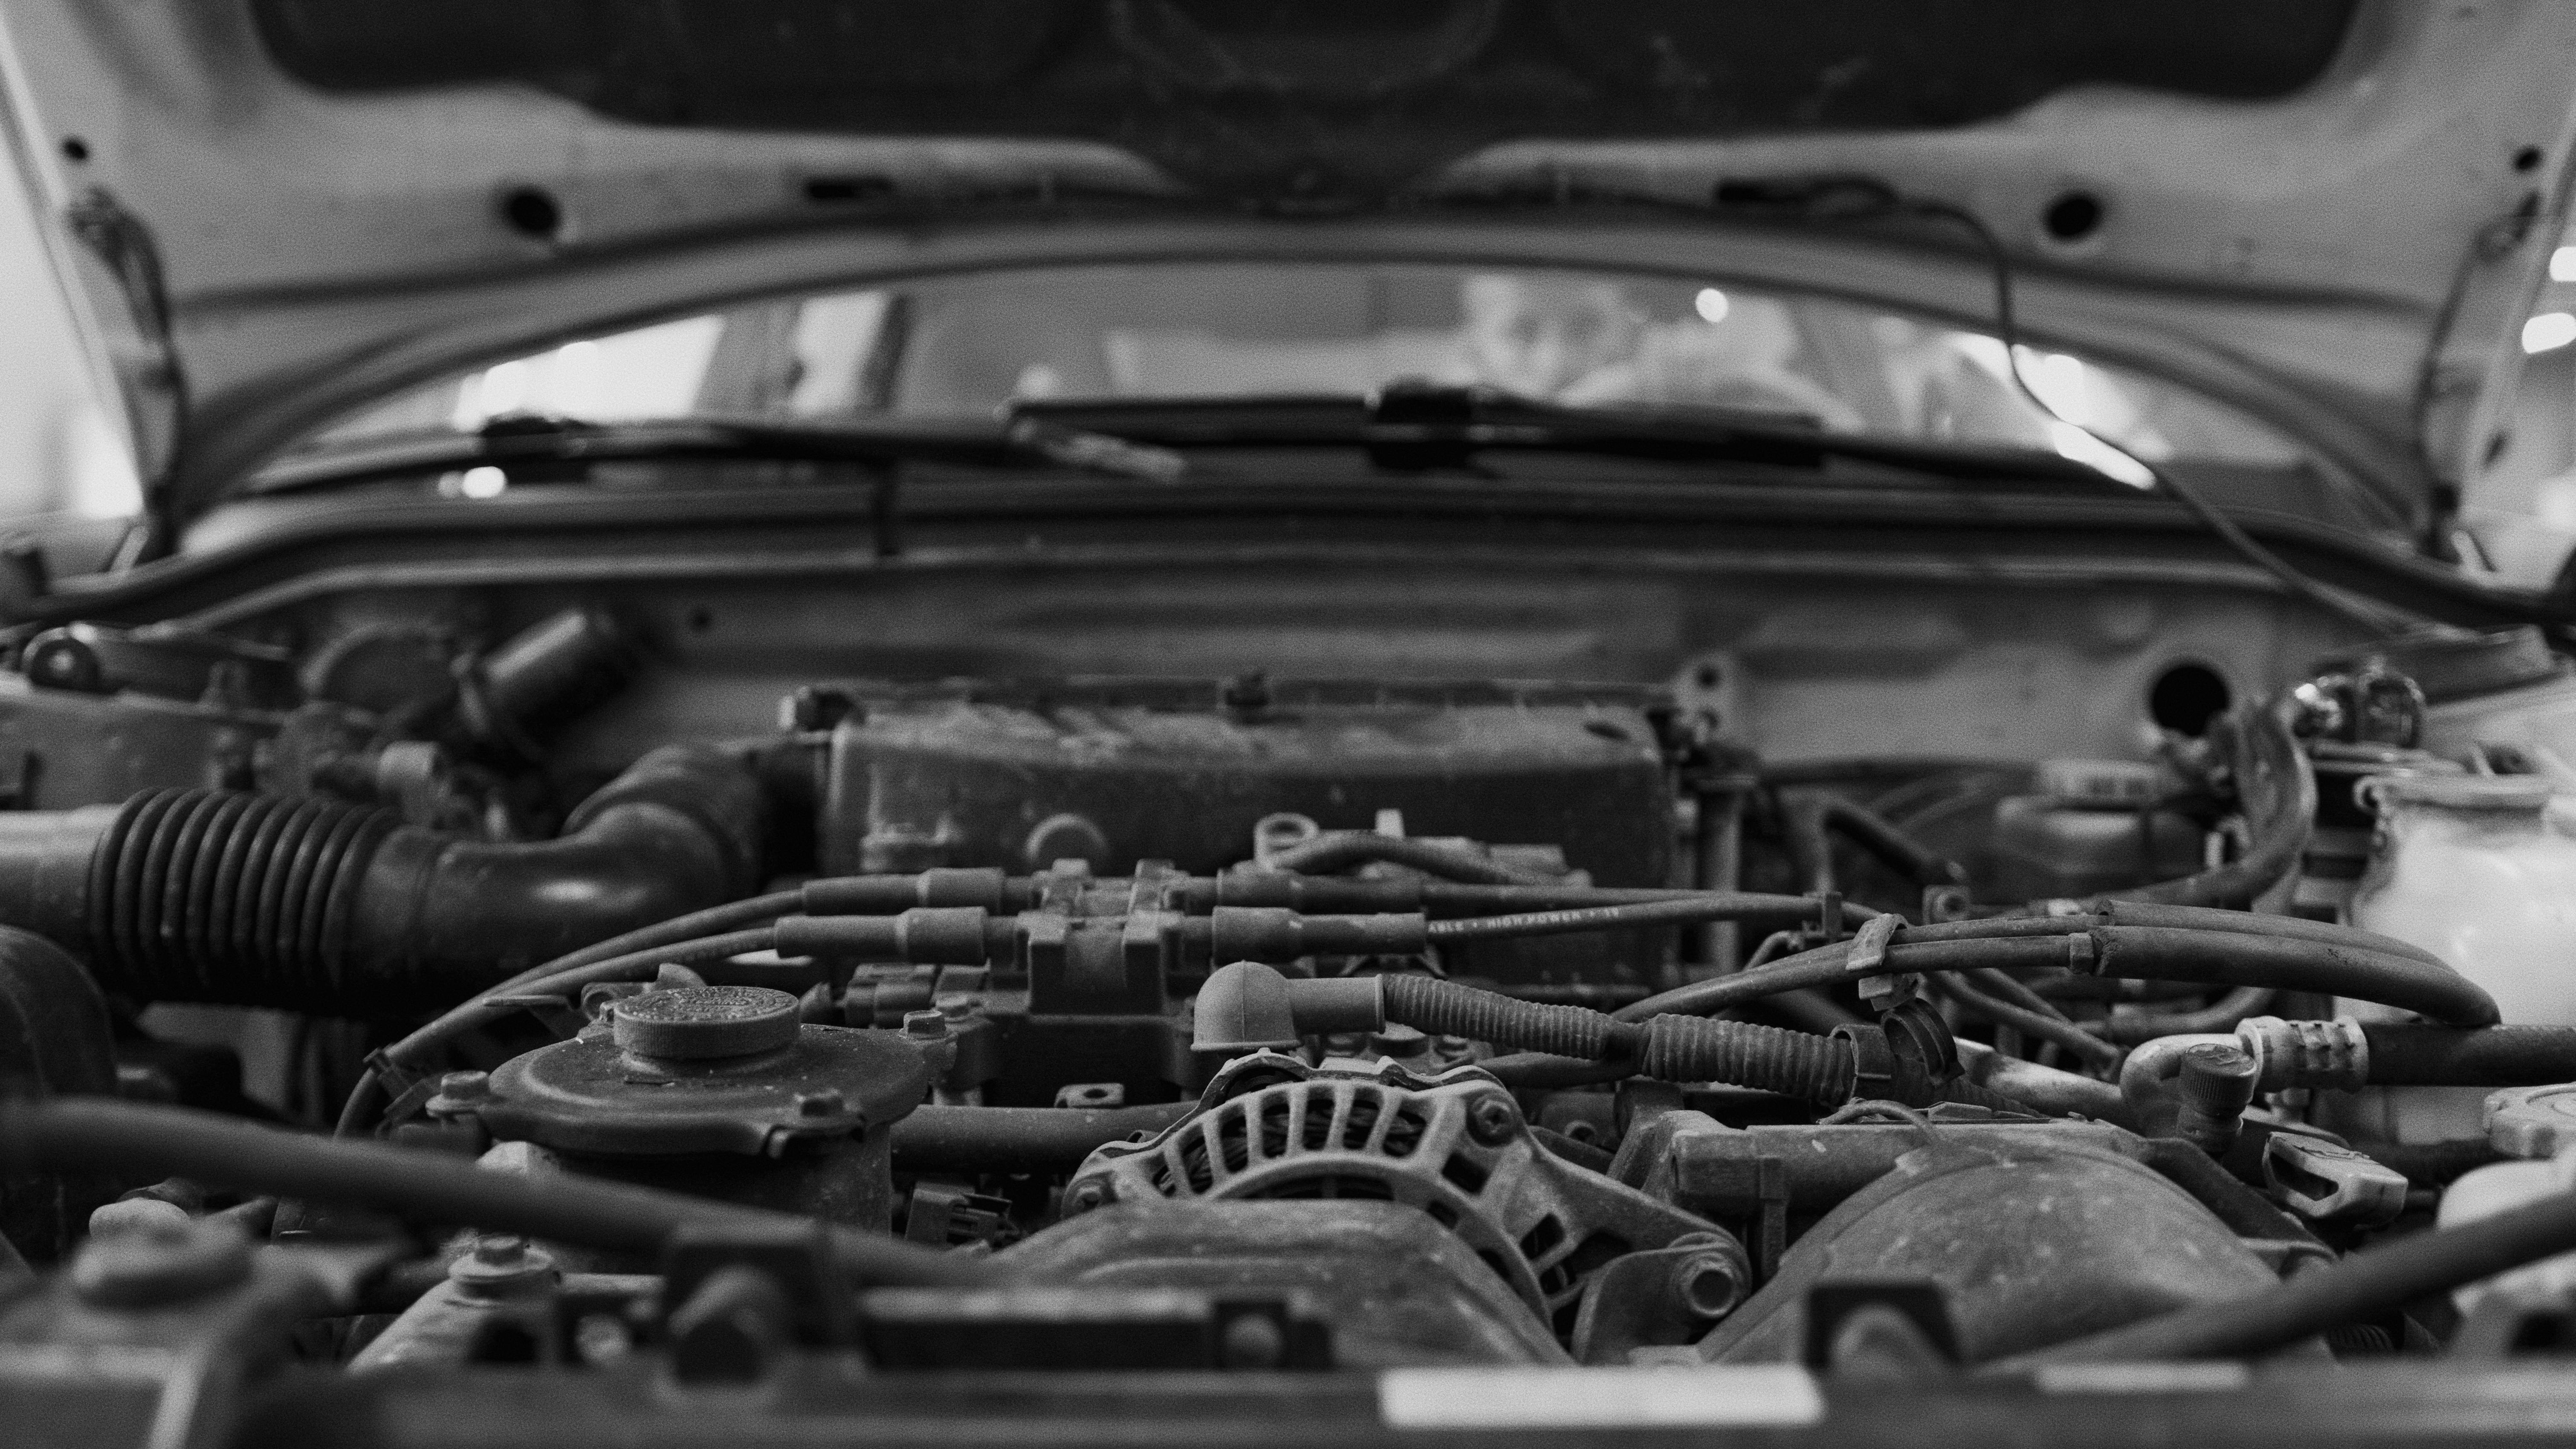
[295,262,2302,480]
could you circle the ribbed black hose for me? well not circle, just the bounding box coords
[0,1098,993,1288]
[1639,1013,1852,1104]
[1376,974,1896,1105]
[1380,974,1639,1059]
[1424,897,1877,942]
[2360,1024,2576,1086]
[2026,1183,2576,1363]
[86,788,398,1009]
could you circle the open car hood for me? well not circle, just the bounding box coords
[5,1,2576,535]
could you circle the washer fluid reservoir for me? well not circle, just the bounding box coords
[2333,775,2576,1142]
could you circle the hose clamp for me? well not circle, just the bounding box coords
[1881,998,1962,1097]
[1832,1021,1896,1104]
[2235,1015,2368,1093]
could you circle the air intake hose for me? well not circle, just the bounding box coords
[0,746,764,1014]
[1375,973,2015,1111]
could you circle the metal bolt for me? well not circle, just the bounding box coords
[1465,1094,1520,1146]
[1669,1252,1745,1321]
[902,1009,950,1041]
[794,1089,846,1118]
[449,1233,556,1297]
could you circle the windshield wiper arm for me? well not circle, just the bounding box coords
[1013,384,2119,488]
[247,411,1189,497]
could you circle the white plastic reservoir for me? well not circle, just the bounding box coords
[2337,775,2576,1142]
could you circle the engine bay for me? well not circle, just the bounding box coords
[3,568,2576,1440]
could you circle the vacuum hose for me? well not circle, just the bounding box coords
[0,746,764,1013]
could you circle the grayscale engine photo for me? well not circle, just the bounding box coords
[1,3,2575,1446]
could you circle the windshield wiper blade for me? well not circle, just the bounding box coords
[1012,385,2119,488]
[247,411,1189,497]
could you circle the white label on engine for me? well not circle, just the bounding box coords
[1378,1365,1825,1428]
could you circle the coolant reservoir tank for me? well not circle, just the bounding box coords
[1985,760,2203,901]
[2335,775,2576,1141]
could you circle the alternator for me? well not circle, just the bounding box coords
[1062,1054,1737,1335]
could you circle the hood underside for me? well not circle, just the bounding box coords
[4,1,2576,530]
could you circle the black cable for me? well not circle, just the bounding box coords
[338,926,780,1138]
[1611,913,2495,1027]
[1936,970,2122,1070]
[1,1098,996,1287]
[1899,194,2409,638]
[2022,1179,2576,1363]
[335,893,802,1137]
[2103,710,2315,910]
[2096,985,2275,1045]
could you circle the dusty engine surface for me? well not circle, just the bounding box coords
[807,675,1675,993]
[2,614,2575,1432]
[806,677,1672,882]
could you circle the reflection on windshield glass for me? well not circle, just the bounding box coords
[302,263,2300,474]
